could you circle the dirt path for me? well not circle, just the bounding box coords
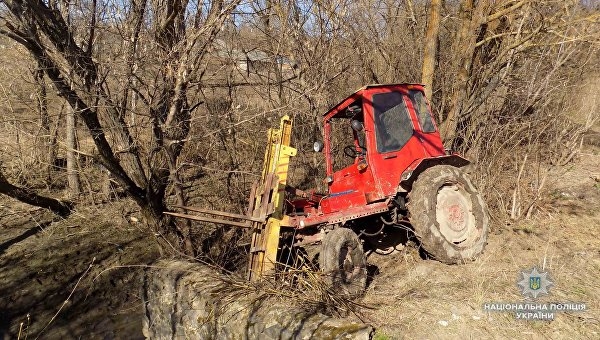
[1,146,598,339]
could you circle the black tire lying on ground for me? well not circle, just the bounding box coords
[408,165,490,264]
[320,228,367,297]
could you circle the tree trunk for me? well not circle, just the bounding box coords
[143,260,375,339]
[32,62,56,183]
[138,187,183,256]
[0,170,72,216]
[421,0,442,102]
[440,0,477,143]
[59,0,81,196]
[167,149,195,255]
[405,0,417,26]
[66,105,81,196]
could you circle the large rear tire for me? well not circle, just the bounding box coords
[408,165,489,264]
[320,228,367,297]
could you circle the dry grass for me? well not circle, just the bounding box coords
[359,145,600,339]
[211,267,371,320]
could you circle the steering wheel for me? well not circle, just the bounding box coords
[343,145,366,158]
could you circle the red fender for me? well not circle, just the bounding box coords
[398,154,470,192]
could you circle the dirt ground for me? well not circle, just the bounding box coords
[0,200,161,339]
[1,143,599,339]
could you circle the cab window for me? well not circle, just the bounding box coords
[408,90,436,133]
[329,101,365,172]
[373,92,413,152]
[329,118,356,172]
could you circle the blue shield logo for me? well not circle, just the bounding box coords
[529,277,541,290]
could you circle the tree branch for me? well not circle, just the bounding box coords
[0,170,73,217]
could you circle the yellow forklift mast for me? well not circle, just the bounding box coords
[164,116,296,280]
[247,115,296,280]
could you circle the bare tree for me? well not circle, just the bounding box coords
[438,0,599,146]
[0,0,241,252]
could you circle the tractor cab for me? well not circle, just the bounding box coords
[318,84,446,214]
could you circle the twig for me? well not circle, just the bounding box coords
[511,153,528,220]
[35,257,96,339]
[17,322,23,340]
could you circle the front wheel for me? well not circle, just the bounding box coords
[408,165,489,264]
[320,228,367,297]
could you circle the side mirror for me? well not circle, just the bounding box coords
[351,120,364,132]
[313,141,324,152]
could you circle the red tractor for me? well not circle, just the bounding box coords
[170,83,489,296]
[283,84,489,295]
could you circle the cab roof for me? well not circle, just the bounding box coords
[323,83,425,119]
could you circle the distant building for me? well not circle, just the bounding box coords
[214,39,296,76]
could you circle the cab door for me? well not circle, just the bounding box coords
[365,88,425,196]
[321,117,376,213]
